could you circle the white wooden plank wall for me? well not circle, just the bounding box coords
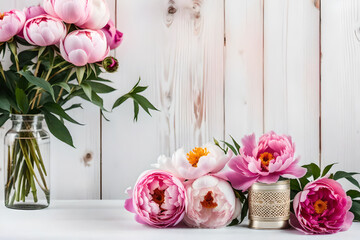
[102,0,225,199]
[264,0,320,165]
[1,0,360,200]
[224,0,264,141]
[321,0,360,187]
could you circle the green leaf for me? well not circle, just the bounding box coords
[64,103,82,111]
[350,200,360,221]
[43,103,83,125]
[15,88,29,113]
[290,179,301,192]
[230,135,241,155]
[76,66,86,84]
[53,82,71,93]
[0,94,11,112]
[81,83,92,101]
[303,163,321,180]
[132,94,158,114]
[88,81,116,93]
[228,218,239,227]
[43,111,74,147]
[345,176,360,190]
[0,113,9,127]
[113,95,129,109]
[321,163,337,177]
[240,198,249,223]
[299,176,310,189]
[222,141,237,155]
[347,190,360,199]
[213,138,228,154]
[333,171,359,180]
[131,86,148,94]
[133,101,139,121]
[20,71,55,101]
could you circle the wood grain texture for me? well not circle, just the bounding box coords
[102,0,225,199]
[321,0,360,187]
[264,0,320,165]
[224,0,264,141]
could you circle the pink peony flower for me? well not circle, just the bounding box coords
[60,29,109,66]
[224,131,306,191]
[290,177,354,234]
[23,5,46,20]
[101,20,123,50]
[43,0,90,26]
[125,170,186,228]
[184,175,241,228]
[80,0,110,30]
[24,15,66,46]
[0,10,26,42]
[153,143,232,180]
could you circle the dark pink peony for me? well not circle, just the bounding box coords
[125,170,186,228]
[101,20,123,50]
[224,131,306,191]
[290,177,354,234]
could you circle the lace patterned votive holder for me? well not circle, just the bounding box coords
[248,180,290,229]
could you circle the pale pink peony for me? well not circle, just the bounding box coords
[24,15,66,46]
[80,0,110,30]
[184,175,241,228]
[60,29,109,66]
[0,10,26,42]
[125,170,186,228]
[101,20,123,50]
[43,0,90,26]
[290,177,354,234]
[153,143,232,181]
[18,5,47,39]
[224,131,306,191]
[23,5,46,20]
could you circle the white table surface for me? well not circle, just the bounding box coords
[0,200,359,240]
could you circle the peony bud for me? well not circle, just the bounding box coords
[102,56,119,73]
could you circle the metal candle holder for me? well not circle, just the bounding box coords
[248,180,290,229]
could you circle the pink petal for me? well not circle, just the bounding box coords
[241,134,257,157]
[225,171,258,191]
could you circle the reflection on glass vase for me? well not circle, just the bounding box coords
[4,114,50,210]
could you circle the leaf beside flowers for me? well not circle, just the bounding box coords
[15,88,29,113]
[43,110,74,148]
[19,70,55,101]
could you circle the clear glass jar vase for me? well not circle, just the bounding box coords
[4,114,50,210]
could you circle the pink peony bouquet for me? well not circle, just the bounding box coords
[1,1,156,208]
[126,132,360,233]
[125,143,241,228]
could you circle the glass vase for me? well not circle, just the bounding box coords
[248,180,290,229]
[4,114,50,209]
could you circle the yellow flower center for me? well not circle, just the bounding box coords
[151,188,165,207]
[201,191,218,209]
[186,147,209,168]
[259,152,274,168]
[314,199,328,214]
[0,12,5,20]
